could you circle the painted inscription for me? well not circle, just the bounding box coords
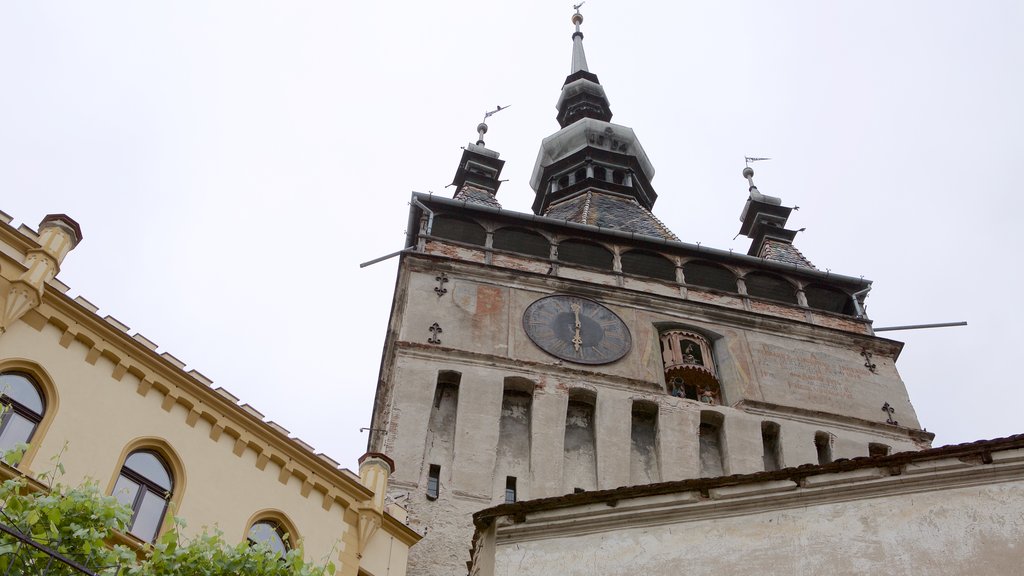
[755,342,858,401]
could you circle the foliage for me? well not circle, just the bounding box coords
[0,448,334,576]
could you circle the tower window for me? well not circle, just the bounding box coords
[426,464,440,500]
[505,476,517,503]
[557,240,613,270]
[682,261,737,293]
[805,284,855,315]
[815,432,833,465]
[620,250,676,282]
[744,272,798,304]
[430,215,487,246]
[493,228,550,258]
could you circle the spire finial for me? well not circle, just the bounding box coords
[572,2,585,32]
[743,157,770,192]
[570,2,589,73]
[476,105,510,146]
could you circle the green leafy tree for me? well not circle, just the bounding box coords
[0,447,335,576]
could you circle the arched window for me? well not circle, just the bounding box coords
[430,215,487,246]
[744,272,798,304]
[112,450,174,542]
[492,228,550,258]
[620,250,676,281]
[0,372,45,457]
[248,520,290,557]
[557,240,613,270]
[804,284,854,315]
[682,261,737,293]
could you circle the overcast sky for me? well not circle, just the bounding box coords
[1,1,1021,470]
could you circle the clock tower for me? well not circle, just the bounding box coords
[366,9,930,576]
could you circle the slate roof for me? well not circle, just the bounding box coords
[759,238,815,270]
[453,184,502,209]
[544,191,678,241]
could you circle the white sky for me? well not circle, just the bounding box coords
[1,1,1021,470]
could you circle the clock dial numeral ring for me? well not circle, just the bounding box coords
[523,295,632,365]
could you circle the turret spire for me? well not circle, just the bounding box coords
[737,164,815,268]
[449,107,508,208]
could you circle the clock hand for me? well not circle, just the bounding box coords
[570,303,583,353]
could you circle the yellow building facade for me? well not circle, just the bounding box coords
[0,212,418,575]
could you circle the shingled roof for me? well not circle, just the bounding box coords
[452,184,502,209]
[759,238,815,269]
[544,191,678,241]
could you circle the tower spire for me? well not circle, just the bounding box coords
[527,8,675,240]
[571,3,589,73]
[554,4,611,128]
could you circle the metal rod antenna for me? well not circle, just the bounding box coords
[873,321,968,333]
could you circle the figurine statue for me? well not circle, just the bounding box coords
[698,387,717,405]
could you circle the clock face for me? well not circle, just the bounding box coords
[522,295,632,365]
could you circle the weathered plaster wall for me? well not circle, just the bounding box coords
[376,251,927,576]
[484,468,1024,576]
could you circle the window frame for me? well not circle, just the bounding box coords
[0,365,57,470]
[244,510,300,556]
[114,450,174,543]
[107,439,186,544]
[0,371,45,449]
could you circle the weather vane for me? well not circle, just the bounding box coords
[573,1,585,14]
[476,105,511,146]
[744,156,771,167]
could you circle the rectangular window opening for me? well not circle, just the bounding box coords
[814,432,833,465]
[505,476,517,503]
[761,422,782,472]
[869,442,891,458]
[426,464,440,500]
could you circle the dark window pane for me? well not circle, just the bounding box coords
[805,284,853,315]
[558,240,613,269]
[426,464,440,500]
[249,521,288,556]
[504,476,517,503]
[125,451,173,491]
[745,273,798,304]
[620,250,676,281]
[112,476,141,509]
[130,490,167,542]
[431,216,486,246]
[0,373,44,415]
[683,262,737,292]
[0,412,36,454]
[492,228,549,258]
